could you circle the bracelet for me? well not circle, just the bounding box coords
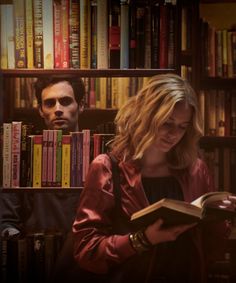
[136,229,152,248]
[129,230,152,253]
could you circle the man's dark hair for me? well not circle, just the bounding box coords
[35,75,85,106]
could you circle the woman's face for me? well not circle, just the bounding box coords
[153,101,192,153]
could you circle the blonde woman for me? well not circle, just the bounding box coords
[73,74,230,283]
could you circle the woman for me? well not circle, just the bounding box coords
[73,74,230,283]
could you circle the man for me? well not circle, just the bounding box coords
[1,75,85,237]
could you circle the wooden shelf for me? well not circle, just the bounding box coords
[1,187,83,192]
[200,136,236,147]
[200,0,236,3]
[8,108,117,131]
[200,78,236,89]
[2,68,176,78]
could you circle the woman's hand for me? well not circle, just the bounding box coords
[144,218,197,245]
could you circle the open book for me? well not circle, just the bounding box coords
[130,191,236,228]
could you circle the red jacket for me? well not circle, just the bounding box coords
[73,154,230,281]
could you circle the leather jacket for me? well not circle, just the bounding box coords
[73,154,230,281]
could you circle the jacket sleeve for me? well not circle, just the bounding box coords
[1,192,32,234]
[197,159,232,264]
[72,155,135,274]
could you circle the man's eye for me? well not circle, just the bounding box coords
[59,97,74,106]
[43,99,56,107]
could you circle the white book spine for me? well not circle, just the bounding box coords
[42,0,54,69]
[6,5,15,69]
[97,0,108,68]
[11,121,22,188]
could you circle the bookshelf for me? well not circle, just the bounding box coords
[1,0,236,281]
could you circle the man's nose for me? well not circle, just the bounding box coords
[54,101,63,114]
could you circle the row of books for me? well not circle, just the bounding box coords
[2,122,114,188]
[200,147,236,193]
[6,76,149,110]
[1,232,64,283]
[200,19,236,78]
[0,0,177,70]
[199,90,236,137]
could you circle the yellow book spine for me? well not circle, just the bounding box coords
[61,135,71,188]
[33,135,42,187]
[25,0,34,68]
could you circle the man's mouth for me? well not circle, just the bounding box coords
[53,119,67,125]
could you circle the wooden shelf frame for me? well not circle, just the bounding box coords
[2,68,176,78]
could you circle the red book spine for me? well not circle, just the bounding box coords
[61,0,69,68]
[53,1,62,68]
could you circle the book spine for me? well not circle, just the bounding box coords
[89,77,96,108]
[61,135,71,188]
[33,135,42,187]
[99,77,107,109]
[3,123,12,188]
[90,0,97,69]
[120,1,129,69]
[76,132,84,187]
[167,3,175,69]
[216,90,225,137]
[6,5,15,69]
[11,121,22,188]
[56,130,62,187]
[1,239,7,283]
[25,0,34,68]
[17,238,28,283]
[52,130,58,186]
[80,0,91,68]
[53,0,62,68]
[0,5,8,69]
[13,0,27,68]
[61,0,70,68]
[108,0,120,68]
[97,0,108,69]
[46,130,53,186]
[144,4,151,69]
[159,3,169,69]
[70,132,77,187]
[42,129,48,187]
[129,2,136,68]
[33,0,44,68]
[69,0,80,68]
[227,31,233,78]
[135,5,146,68]
[82,129,90,182]
[26,135,34,187]
[20,124,33,187]
[216,30,223,77]
[42,0,54,69]
[222,29,228,77]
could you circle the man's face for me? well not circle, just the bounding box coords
[39,81,80,132]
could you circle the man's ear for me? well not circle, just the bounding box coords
[38,105,45,118]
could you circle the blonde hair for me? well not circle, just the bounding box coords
[110,73,203,170]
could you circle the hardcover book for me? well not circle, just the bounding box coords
[131,191,236,229]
